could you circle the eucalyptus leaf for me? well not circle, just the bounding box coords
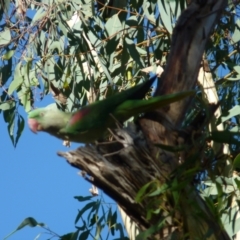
[15,115,25,147]
[31,8,47,25]
[0,101,15,111]
[209,131,240,145]
[60,230,79,240]
[4,217,44,240]
[105,14,122,37]
[232,19,240,43]
[8,63,24,95]
[233,154,240,170]
[1,50,15,60]
[218,105,240,124]
[75,201,96,224]
[125,37,144,68]
[0,28,11,45]
[79,230,90,240]
[158,0,173,34]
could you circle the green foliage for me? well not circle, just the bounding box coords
[135,172,203,238]
[0,0,186,146]
[0,28,11,45]
[201,176,240,237]
[2,0,240,239]
[4,196,128,240]
[3,217,45,240]
[233,154,240,170]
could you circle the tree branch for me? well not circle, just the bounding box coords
[58,1,230,239]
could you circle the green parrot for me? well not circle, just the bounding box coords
[28,77,194,143]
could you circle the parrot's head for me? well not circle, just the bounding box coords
[28,108,45,133]
[28,104,66,134]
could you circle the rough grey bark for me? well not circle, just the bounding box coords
[58,1,230,239]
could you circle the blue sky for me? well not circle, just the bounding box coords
[0,96,124,240]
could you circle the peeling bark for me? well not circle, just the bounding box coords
[58,126,180,238]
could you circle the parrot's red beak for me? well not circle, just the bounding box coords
[28,118,39,133]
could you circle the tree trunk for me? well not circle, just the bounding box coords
[58,1,230,239]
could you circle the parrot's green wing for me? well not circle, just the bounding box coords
[64,77,156,133]
[113,90,195,120]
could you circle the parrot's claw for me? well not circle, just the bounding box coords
[63,140,71,147]
[89,184,98,196]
